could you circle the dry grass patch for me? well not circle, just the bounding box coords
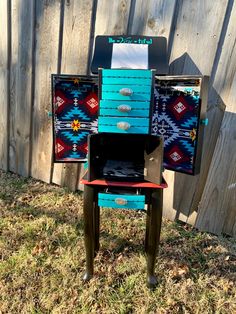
[0,170,235,313]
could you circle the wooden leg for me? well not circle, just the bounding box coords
[145,191,151,254]
[146,188,163,289]
[94,200,100,255]
[83,184,95,281]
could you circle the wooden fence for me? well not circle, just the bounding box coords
[0,0,235,237]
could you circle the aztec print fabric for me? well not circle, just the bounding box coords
[52,75,98,162]
[152,78,201,174]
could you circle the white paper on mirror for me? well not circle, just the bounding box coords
[111,43,148,69]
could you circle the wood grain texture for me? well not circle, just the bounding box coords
[169,0,228,75]
[131,0,176,41]
[188,0,236,228]
[94,0,131,36]
[162,170,177,221]
[52,0,93,191]
[0,0,9,171]
[196,112,236,236]
[31,0,61,183]
[9,0,18,173]
[166,0,228,222]
[196,1,236,235]
[9,0,34,177]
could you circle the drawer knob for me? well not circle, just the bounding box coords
[117,121,131,130]
[117,105,132,112]
[119,88,133,96]
[115,198,128,205]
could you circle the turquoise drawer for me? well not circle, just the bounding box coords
[99,100,150,117]
[103,76,152,85]
[102,69,152,79]
[101,84,151,101]
[98,193,145,210]
[98,117,149,134]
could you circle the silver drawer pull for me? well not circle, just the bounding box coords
[115,198,127,205]
[119,88,133,96]
[117,105,132,112]
[117,121,130,130]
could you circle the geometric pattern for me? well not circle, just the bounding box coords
[152,78,201,174]
[52,75,98,162]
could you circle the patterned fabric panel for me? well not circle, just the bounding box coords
[152,78,201,174]
[52,75,98,162]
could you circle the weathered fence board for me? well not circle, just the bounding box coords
[94,0,131,36]
[31,0,61,183]
[52,0,93,191]
[131,0,176,41]
[196,112,236,236]
[196,3,236,235]
[166,0,228,222]
[9,0,34,177]
[0,0,9,171]
[9,0,18,174]
[189,0,236,226]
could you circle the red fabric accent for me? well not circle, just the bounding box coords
[83,92,99,114]
[171,95,190,120]
[166,145,189,164]
[54,90,73,114]
[55,138,72,159]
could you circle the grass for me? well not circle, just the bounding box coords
[0,170,235,314]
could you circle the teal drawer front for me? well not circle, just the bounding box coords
[99,100,150,117]
[102,84,151,94]
[98,117,149,134]
[98,193,145,210]
[100,107,149,117]
[102,91,151,101]
[98,124,149,134]
[103,77,152,85]
[100,100,150,110]
[102,69,152,79]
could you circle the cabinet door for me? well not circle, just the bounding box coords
[152,76,208,175]
[144,136,163,184]
[52,75,98,162]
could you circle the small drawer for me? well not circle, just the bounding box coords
[98,192,145,210]
[101,84,151,101]
[103,76,152,85]
[102,69,152,80]
[99,100,150,117]
[98,117,149,134]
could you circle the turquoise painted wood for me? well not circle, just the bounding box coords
[98,116,149,126]
[100,99,150,117]
[102,69,152,78]
[99,107,149,117]
[102,84,151,93]
[98,193,145,210]
[100,100,150,109]
[98,124,149,134]
[102,77,152,85]
[102,91,151,101]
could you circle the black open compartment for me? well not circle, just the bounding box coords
[87,133,163,184]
